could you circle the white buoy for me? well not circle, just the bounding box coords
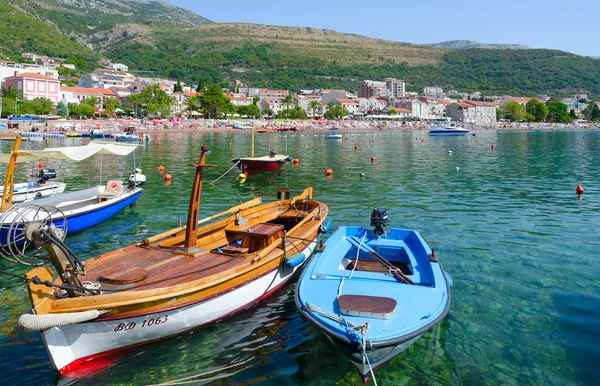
[456,167,460,171]
[448,150,452,154]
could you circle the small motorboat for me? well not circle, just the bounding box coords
[428,125,470,135]
[295,209,452,383]
[0,168,66,203]
[13,146,328,377]
[115,126,151,144]
[325,127,343,139]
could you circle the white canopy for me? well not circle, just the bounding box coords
[0,141,140,163]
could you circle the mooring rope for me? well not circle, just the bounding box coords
[208,160,240,185]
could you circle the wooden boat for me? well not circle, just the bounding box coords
[0,138,144,249]
[231,125,292,176]
[295,209,451,382]
[16,145,328,377]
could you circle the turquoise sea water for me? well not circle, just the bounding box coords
[0,129,599,385]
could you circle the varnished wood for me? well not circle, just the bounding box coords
[1,136,21,211]
[184,146,210,249]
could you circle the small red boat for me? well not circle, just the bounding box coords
[231,125,292,176]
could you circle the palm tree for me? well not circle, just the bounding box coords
[282,95,293,118]
[84,96,99,109]
[309,100,320,119]
[35,98,54,115]
[104,97,120,115]
[127,93,143,118]
[1,86,23,117]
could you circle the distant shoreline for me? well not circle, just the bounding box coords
[5,119,600,135]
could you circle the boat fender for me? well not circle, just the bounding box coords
[18,310,104,331]
[284,252,306,268]
[444,271,453,287]
[320,218,333,233]
[278,159,286,164]
[286,155,293,162]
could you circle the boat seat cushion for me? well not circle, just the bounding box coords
[338,294,397,320]
[97,180,123,198]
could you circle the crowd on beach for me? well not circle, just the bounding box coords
[7,117,600,134]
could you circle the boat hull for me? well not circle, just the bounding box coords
[232,156,292,175]
[428,128,470,135]
[43,237,317,376]
[0,189,142,246]
[2,181,66,203]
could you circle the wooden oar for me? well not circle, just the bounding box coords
[367,251,416,285]
[140,197,263,246]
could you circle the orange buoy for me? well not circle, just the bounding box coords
[158,165,165,173]
[354,145,358,150]
[325,168,333,176]
[164,174,172,181]
[576,183,584,194]
[293,159,300,166]
[371,156,376,163]
[304,143,307,147]
[416,137,418,141]
[164,180,172,187]
[38,162,45,169]
[491,144,495,150]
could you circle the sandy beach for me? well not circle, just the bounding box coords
[5,118,600,135]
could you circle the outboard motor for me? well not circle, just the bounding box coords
[128,168,146,187]
[37,169,57,184]
[269,149,277,157]
[370,208,388,235]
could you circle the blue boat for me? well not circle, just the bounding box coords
[0,139,145,250]
[295,209,451,382]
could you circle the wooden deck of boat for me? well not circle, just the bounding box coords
[81,245,248,291]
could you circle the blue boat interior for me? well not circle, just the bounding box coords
[326,227,435,287]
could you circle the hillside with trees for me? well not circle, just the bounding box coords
[1,1,599,98]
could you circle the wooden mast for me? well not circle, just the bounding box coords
[180,145,216,255]
[1,136,21,212]
[251,124,255,157]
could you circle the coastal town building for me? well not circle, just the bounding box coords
[0,60,59,86]
[258,90,289,99]
[21,53,55,67]
[332,99,360,116]
[3,71,60,103]
[59,86,118,110]
[424,86,444,98]
[387,107,412,118]
[226,94,253,107]
[292,94,321,117]
[320,90,348,104]
[446,101,498,124]
[107,63,129,72]
[357,80,387,98]
[258,98,284,116]
[385,78,406,99]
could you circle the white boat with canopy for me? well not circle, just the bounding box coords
[0,138,146,251]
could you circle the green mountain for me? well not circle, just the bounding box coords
[2,0,600,98]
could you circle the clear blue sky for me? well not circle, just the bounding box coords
[165,0,599,57]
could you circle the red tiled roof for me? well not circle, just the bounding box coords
[7,72,58,81]
[60,86,117,96]
[336,99,358,104]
